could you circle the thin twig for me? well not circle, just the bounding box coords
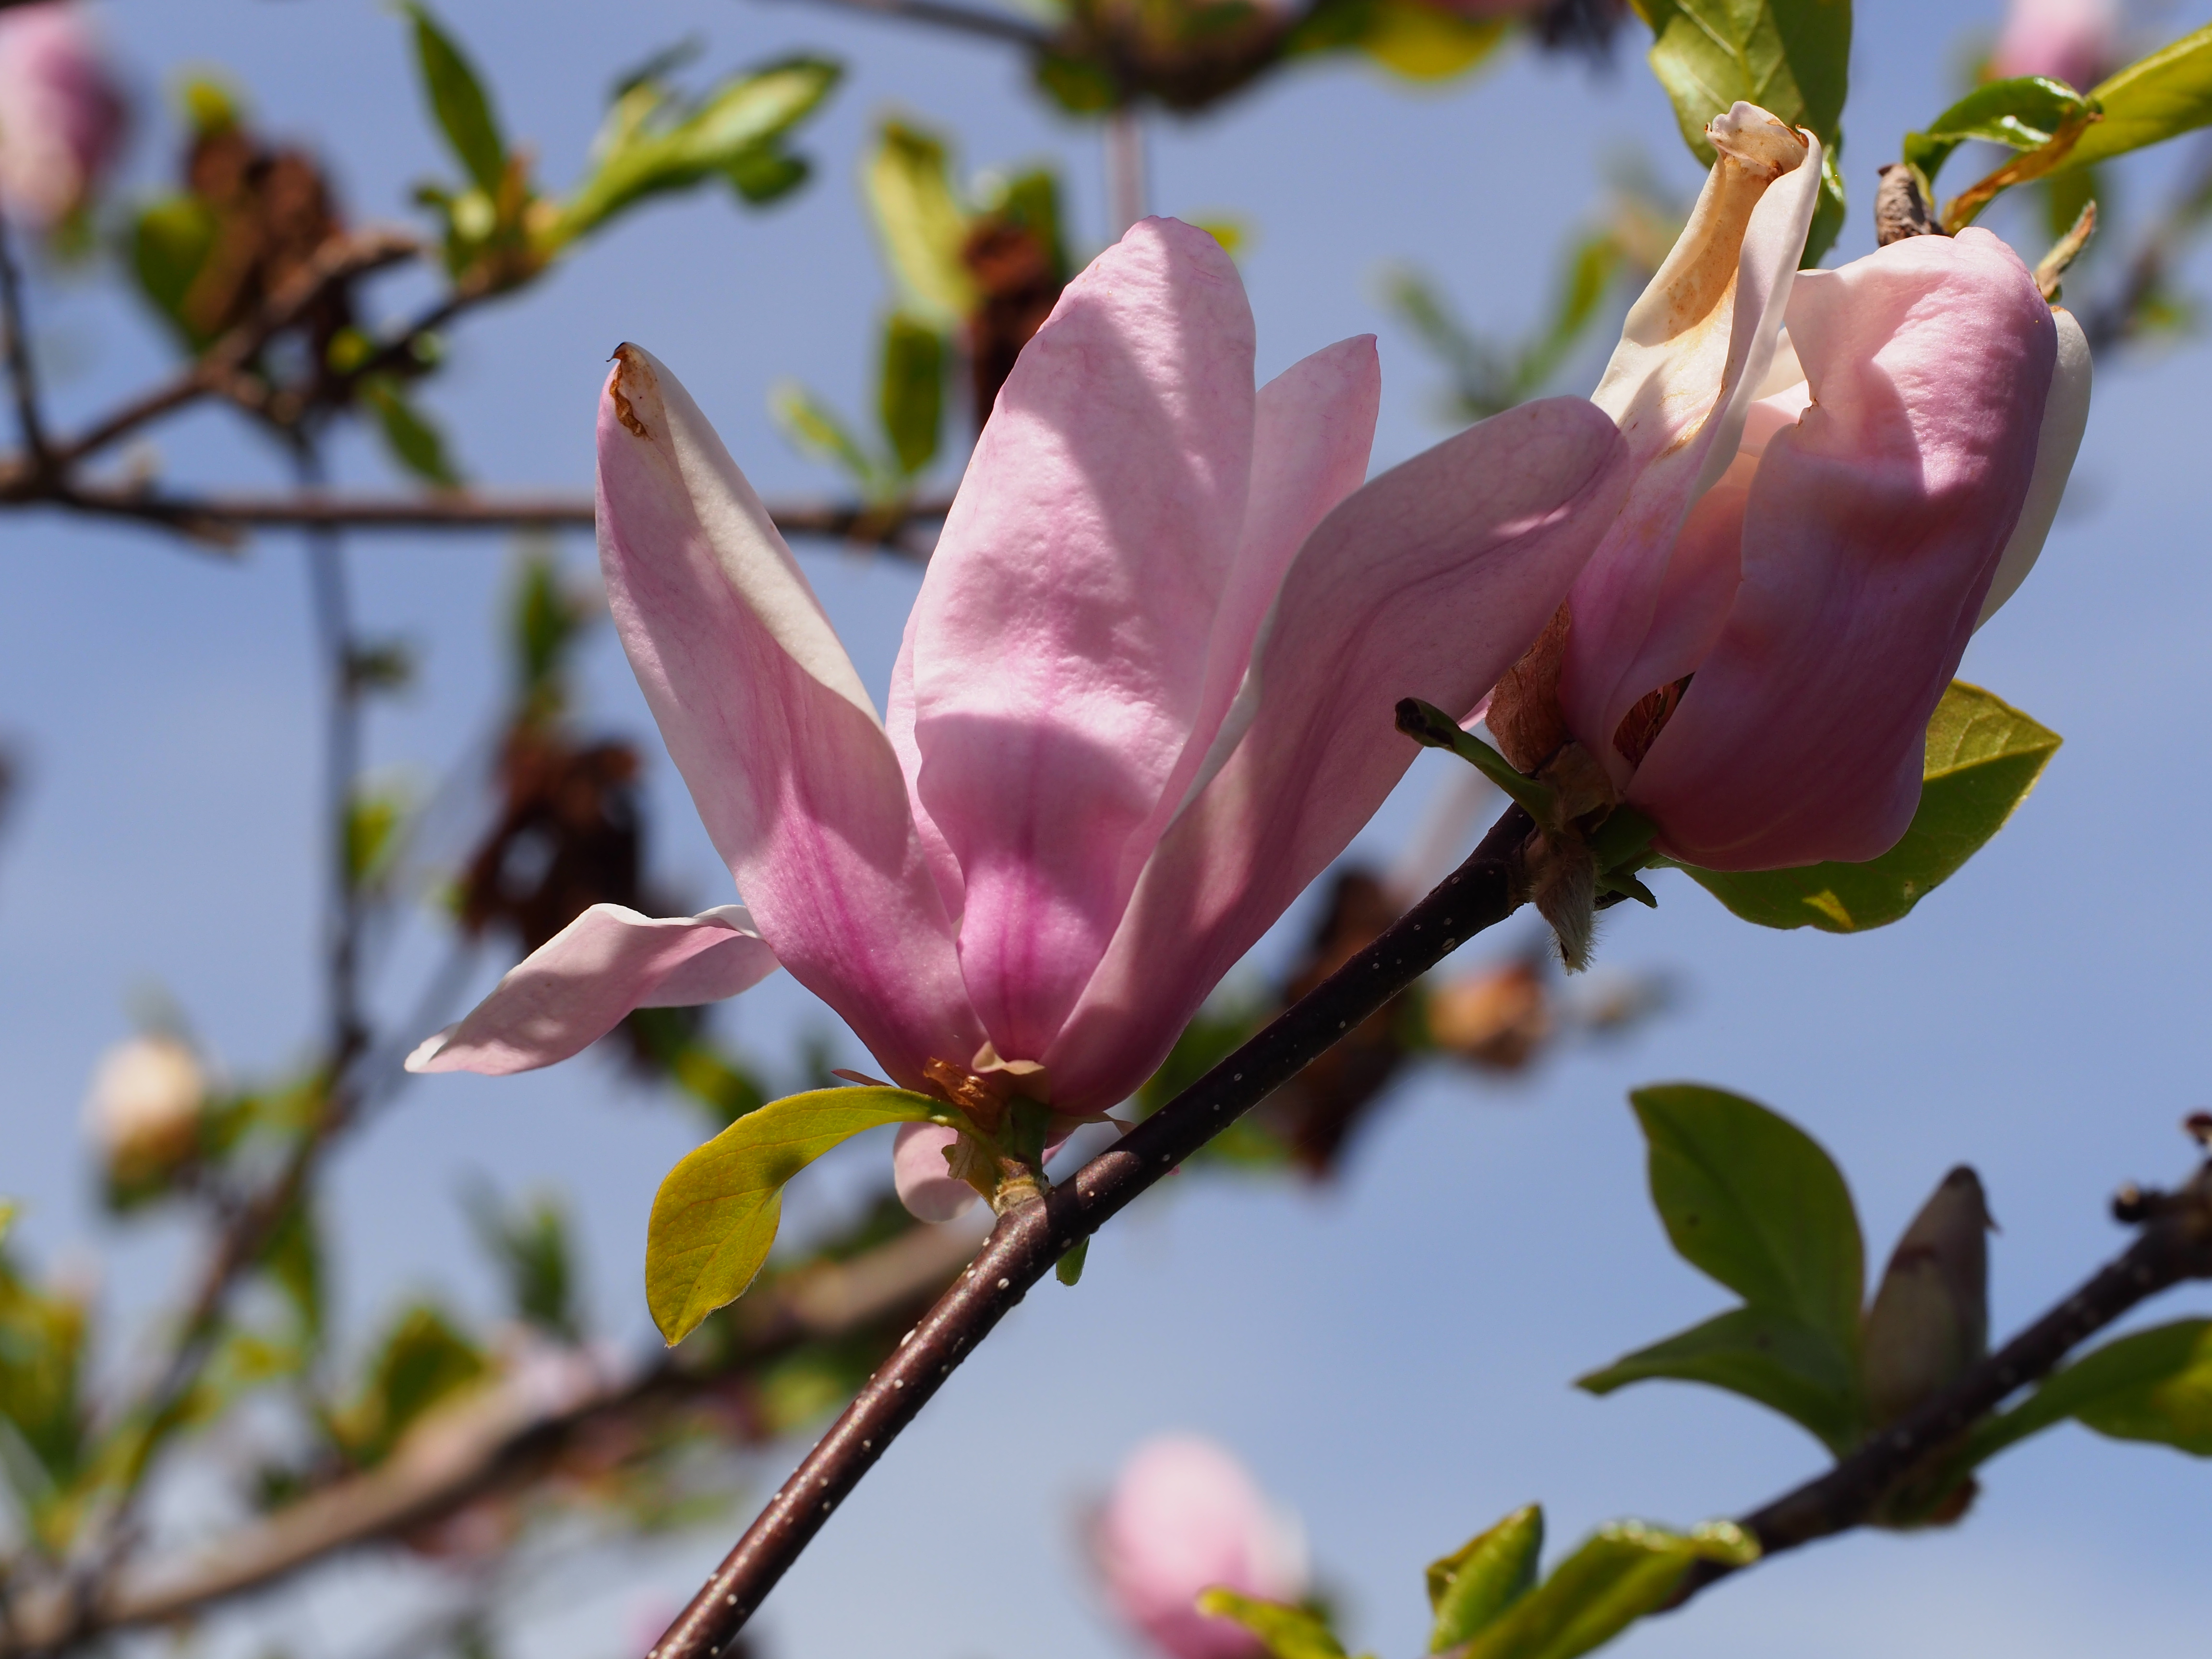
[17,483,949,558]
[757,0,1054,49]
[0,227,421,490]
[0,212,49,467]
[648,804,1539,1659]
[1671,1154,2212,1607]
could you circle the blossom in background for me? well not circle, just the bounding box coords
[409,216,1631,1218]
[1093,1435,1308,1659]
[1493,102,2089,872]
[82,1033,205,1173]
[0,2,125,230]
[1990,0,2121,93]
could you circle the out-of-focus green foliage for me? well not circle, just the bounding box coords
[325,1303,489,1468]
[467,1183,583,1344]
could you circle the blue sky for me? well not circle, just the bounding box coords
[3,1,2211,1656]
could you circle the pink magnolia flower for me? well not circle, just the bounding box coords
[0,3,125,230]
[1522,103,2089,872]
[1093,1435,1307,1659]
[409,217,1629,1216]
[1990,0,2120,93]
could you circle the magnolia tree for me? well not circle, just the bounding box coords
[1,0,2210,1656]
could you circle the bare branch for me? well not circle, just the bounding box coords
[23,485,949,559]
[0,213,49,466]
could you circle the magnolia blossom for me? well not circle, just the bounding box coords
[0,3,124,229]
[83,1034,205,1169]
[1496,103,2090,872]
[1990,0,2120,92]
[409,217,1630,1217]
[1093,1435,1307,1659]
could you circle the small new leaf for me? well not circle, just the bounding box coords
[404,3,507,195]
[2061,21,2212,171]
[878,313,945,477]
[1428,1505,1543,1650]
[646,1088,943,1344]
[1673,681,2059,933]
[1970,1319,2212,1463]
[1460,1521,1758,1659]
[1903,75,2098,186]
[361,376,461,487]
[865,120,977,328]
[1197,1590,1358,1659]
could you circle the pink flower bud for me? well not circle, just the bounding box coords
[1094,1436,1308,1659]
[1990,0,2120,93]
[0,3,125,230]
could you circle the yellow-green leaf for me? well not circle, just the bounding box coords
[1971,1319,2212,1462]
[1428,1505,1544,1650]
[1197,1590,1357,1659]
[2062,21,2212,170]
[864,120,977,327]
[646,1087,943,1344]
[1461,1521,1757,1659]
[878,313,944,477]
[1359,0,1510,81]
[1675,680,2059,932]
[403,2,507,194]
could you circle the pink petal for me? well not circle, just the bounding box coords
[1976,305,2091,625]
[596,346,984,1088]
[906,218,1259,1065]
[406,904,779,1077]
[891,1121,980,1223]
[1990,0,2118,90]
[1045,397,1632,1110]
[1560,108,1823,783]
[1630,228,2057,869]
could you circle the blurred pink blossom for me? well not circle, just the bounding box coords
[0,3,125,229]
[1990,0,2120,92]
[1094,1436,1308,1659]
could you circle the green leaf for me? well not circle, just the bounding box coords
[646,1088,944,1344]
[1674,681,2059,932]
[1461,1521,1759,1659]
[878,313,945,477]
[864,120,978,328]
[1903,75,2098,186]
[259,1197,324,1346]
[1630,1084,1863,1353]
[1197,1590,1355,1659]
[329,1303,487,1467]
[770,381,886,495]
[553,59,839,247]
[343,787,407,890]
[1578,1304,1863,1455]
[1638,0,1850,263]
[404,3,507,194]
[128,197,218,348]
[986,168,1069,281]
[1428,1505,1544,1650]
[361,376,461,487]
[1358,0,1511,81]
[2061,22,2212,171]
[1971,1320,2212,1463]
[465,1183,581,1343]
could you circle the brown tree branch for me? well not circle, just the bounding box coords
[0,213,49,467]
[20,484,949,559]
[647,803,1540,1659]
[1669,1152,2212,1608]
[0,1216,989,1652]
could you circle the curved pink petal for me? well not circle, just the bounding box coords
[1991,0,2118,90]
[891,1121,980,1223]
[1630,228,2056,869]
[906,218,1258,1064]
[1045,397,1633,1110]
[406,904,779,1077]
[1122,335,1383,898]
[1976,305,2091,625]
[1560,107,1823,782]
[597,346,983,1089]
